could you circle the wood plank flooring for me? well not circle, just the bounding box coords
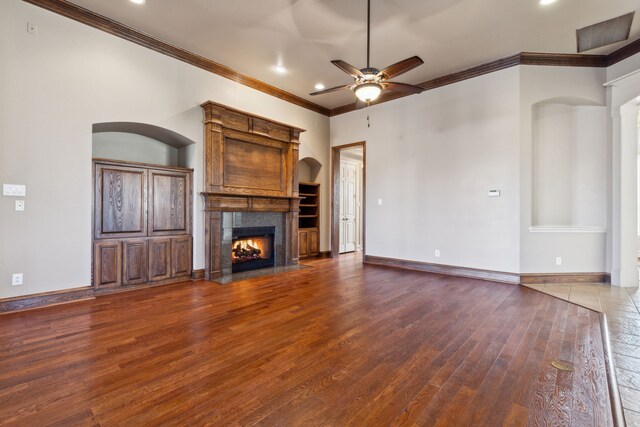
[0,255,613,426]
[525,281,640,425]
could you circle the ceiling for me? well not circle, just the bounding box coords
[67,0,640,109]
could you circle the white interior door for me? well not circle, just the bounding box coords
[340,162,357,253]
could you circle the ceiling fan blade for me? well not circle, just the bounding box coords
[382,82,424,95]
[331,60,365,79]
[309,84,352,96]
[377,56,424,80]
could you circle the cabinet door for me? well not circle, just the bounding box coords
[122,239,148,285]
[308,229,319,256]
[299,230,308,258]
[148,238,172,281]
[171,237,192,278]
[148,170,191,236]
[94,164,147,239]
[94,241,121,288]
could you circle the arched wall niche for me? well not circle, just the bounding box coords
[299,156,322,183]
[92,122,196,168]
[531,97,606,228]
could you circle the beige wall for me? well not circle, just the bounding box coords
[331,64,615,276]
[519,66,608,274]
[0,0,330,298]
[331,67,521,273]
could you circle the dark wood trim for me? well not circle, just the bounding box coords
[0,287,95,314]
[191,269,205,280]
[420,53,522,91]
[299,251,332,261]
[331,142,366,258]
[92,157,194,173]
[330,148,341,257]
[519,273,610,284]
[519,52,607,67]
[607,36,640,66]
[599,313,627,427]
[22,0,330,116]
[364,255,521,285]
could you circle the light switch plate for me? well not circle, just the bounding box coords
[3,184,26,197]
[377,199,383,205]
[15,200,25,211]
[488,190,500,197]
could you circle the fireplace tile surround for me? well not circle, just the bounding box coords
[223,213,285,275]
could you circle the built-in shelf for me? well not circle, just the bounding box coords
[299,182,320,258]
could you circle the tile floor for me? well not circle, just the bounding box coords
[523,282,640,426]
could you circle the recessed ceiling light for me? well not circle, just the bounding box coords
[314,83,325,90]
[274,65,288,74]
[539,0,557,5]
[130,0,145,4]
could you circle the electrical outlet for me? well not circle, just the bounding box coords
[555,257,562,266]
[15,200,25,211]
[435,249,441,257]
[12,274,23,286]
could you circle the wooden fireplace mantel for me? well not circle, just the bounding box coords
[202,192,300,213]
[200,101,305,279]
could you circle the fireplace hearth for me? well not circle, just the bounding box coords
[231,226,275,273]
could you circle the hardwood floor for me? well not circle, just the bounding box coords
[524,281,640,425]
[0,255,613,426]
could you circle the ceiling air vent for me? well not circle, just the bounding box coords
[576,12,634,53]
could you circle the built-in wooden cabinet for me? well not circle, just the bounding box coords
[122,239,147,285]
[298,182,320,258]
[93,240,122,288]
[148,238,172,281]
[93,159,193,288]
[171,236,193,277]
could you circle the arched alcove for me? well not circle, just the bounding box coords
[92,122,196,167]
[299,156,322,182]
[531,98,606,228]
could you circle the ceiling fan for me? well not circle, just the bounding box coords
[310,0,425,105]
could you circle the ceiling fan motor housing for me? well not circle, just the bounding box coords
[360,67,379,77]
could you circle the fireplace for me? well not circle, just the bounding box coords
[200,101,304,280]
[231,226,275,273]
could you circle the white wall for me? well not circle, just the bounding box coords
[331,67,521,273]
[0,0,330,298]
[92,132,182,167]
[330,64,613,276]
[531,103,606,227]
[519,66,607,274]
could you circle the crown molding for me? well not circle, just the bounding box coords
[607,37,640,66]
[22,0,331,116]
[21,0,640,118]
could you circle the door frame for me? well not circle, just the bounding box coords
[331,141,366,258]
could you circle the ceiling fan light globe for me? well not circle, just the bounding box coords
[354,83,382,102]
